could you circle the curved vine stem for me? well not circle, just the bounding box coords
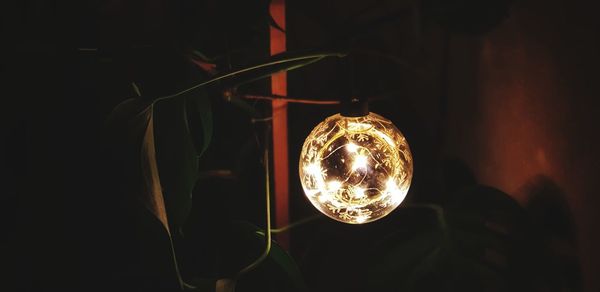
[256,214,324,235]
[236,128,272,279]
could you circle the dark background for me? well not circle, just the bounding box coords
[1,0,599,291]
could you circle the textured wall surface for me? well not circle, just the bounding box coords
[443,1,600,290]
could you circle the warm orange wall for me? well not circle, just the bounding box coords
[444,1,600,290]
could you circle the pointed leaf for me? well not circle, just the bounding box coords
[188,91,213,157]
[153,95,200,229]
[217,221,308,292]
[152,50,344,105]
[268,0,286,33]
[366,186,526,291]
[106,98,171,234]
[140,105,171,233]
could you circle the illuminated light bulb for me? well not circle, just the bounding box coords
[299,112,413,224]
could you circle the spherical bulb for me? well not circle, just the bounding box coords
[299,112,413,224]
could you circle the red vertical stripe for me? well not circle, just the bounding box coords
[269,0,290,249]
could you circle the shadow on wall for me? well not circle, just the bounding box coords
[297,159,582,292]
[446,159,582,291]
[444,160,582,291]
[441,0,600,288]
[519,175,582,291]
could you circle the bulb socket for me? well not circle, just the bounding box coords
[340,97,369,117]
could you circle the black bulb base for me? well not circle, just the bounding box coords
[340,98,369,117]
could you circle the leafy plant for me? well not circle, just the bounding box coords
[106,50,342,291]
[299,184,567,292]
[366,186,526,291]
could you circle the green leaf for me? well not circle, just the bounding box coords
[258,234,307,292]
[187,91,213,157]
[153,94,200,229]
[218,221,308,292]
[152,50,344,105]
[218,54,326,89]
[367,231,442,291]
[106,98,185,289]
[191,49,216,63]
[366,186,525,291]
[106,98,170,233]
[267,0,286,33]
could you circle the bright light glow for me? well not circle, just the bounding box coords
[355,215,369,224]
[347,122,371,132]
[386,178,407,204]
[304,189,319,197]
[352,154,368,171]
[317,193,330,203]
[305,162,321,175]
[352,186,366,199]
[299,112,413,224]
[327,180,342,192]
[346,143,359,153]
[385,178,398,191]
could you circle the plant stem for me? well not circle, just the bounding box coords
[236,130,272,278]
[256,214,324,235]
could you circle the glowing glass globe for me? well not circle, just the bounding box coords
[299,112,413,224]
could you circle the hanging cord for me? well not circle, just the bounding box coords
[236,125,272,278]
